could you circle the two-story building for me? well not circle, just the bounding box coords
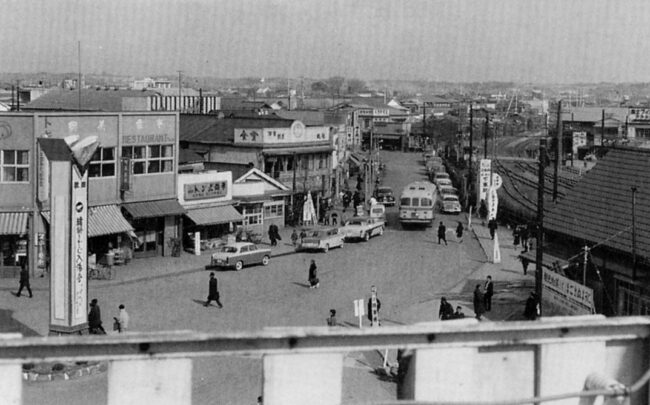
[0,111,185,275]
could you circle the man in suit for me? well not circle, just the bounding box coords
[204,272,223,308]
[484,275,494,312]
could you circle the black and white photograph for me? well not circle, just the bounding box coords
[1,0,650,404]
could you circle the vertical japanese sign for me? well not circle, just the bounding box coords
[477,159,492,202]
[71,166,88,323]
[120,157,132,191]
[370,285,379,327]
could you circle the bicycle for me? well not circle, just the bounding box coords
[88,264,114,280]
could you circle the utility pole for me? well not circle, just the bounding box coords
[553,101,562,202]
[468,102,474,206]
[536,138,547,316]
[632,186,638,280]
[483,110,489,159]
[292,153,297,225]
[78,41,82,111]
[601,109,605,147]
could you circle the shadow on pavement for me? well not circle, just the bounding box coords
[0,308,40,336]
[192,299,208,306]
[291,282,311,288]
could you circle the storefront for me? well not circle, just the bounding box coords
[0,212,29,275]
[178,171,243,252]
[233,168,291,233]
[121,199,186,258]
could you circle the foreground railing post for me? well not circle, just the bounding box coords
[263,352,343,405]
[107,358,192,405]
[0,334,22,405]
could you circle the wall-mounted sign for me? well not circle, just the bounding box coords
[477,159,492,202]
[120,157,132,191]
[0,121,12,140]
[234,121,330,145]
[184,181,228,201]
[543,268,595,315]
[70,166,88,323]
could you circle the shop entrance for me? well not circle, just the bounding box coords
[132,218,163,258]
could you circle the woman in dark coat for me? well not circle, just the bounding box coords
[439,297,454,320]
[473,284,485,320]
[308,260,319,289]
[455,222,464,243]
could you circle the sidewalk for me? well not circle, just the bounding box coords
[447,219,535,322]
[0,227,301,292]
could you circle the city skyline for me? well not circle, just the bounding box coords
[2,0,650,83]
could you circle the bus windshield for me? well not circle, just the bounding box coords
[420,198,433,207]
[400,197,410,206]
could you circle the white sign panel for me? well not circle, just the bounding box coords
[70,166,88,324]
[572,131,587,155]
[487,186,498,220]
[234,121,330,145]
[478,159,492,202]
[543,268,595,315]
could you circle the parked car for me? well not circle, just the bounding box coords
[435,177,453,189]
[340,217,385,241]
[438,185,459,197]
[440,194,462,214]
[374,186,396,206]
[297,227,345,253]
[210,242,271,271]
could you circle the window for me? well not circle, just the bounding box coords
[1,150,29,183]
[400,198,410,206]
[89,147,115,177]
[264,202,283,219]
[243,205,263,226]
[318,154,325,169]
[122,144,173,175]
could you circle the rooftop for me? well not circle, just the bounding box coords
[23,88,158,111]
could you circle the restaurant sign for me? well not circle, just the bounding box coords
[184,181,228,201]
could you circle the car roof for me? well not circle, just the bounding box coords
[377,186,392,191]
[226,242,255,248]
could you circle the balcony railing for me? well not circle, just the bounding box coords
[2,315,650,405]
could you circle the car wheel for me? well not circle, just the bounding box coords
[363,232,370,242]
[235,261,243,271]
[378,226,384,236]
[261,255,270,266]
[323,244,329,253]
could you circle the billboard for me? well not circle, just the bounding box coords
[543,269,595,315]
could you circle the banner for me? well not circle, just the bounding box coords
[477,159,492,202]
[542,269,595,315]
[487,186,498,220]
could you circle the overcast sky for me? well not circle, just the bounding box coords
[2,0,649,83]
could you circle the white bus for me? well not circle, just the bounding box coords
[399,181,437,227]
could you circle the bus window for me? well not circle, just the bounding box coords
[420,198,432,207]
[400,197,410,206]
[411,198,419,207]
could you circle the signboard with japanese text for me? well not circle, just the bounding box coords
[120,157,132,191]
[70,166,88,323]
[122,115,176,145]
[543,269,595,315]
[487,186,498,220]
[572,131,587,155]
[478,159,492,202]
[234,121,330,145]
[184,181,228,201]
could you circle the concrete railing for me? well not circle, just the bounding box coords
[2,315,650,405]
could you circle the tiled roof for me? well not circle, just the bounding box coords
[180,115,293,144]
[545,147,650,260]
[23,88,157,111]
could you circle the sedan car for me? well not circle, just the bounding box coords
[438,185,459,197]
[210,242,271,271]
[374,186,396,206]
[440,194,462,214]
[435,177,453,189]
[340,217,385,241]
[297,227,345,253]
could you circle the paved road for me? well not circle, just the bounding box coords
[17,150,487,405]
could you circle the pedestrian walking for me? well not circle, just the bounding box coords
[452,306,465,319]
[326,309,337,326]
[268,224,277,246]
[524,292,539,320]
[484,276,494,312]
[437,221,448,245]
[367,286,381,326]
[521,224,530,252]
[520,256,530,275]
[513,225,520,247]
[15,262,33,298]
[88,298,106,334]
[308,260,319,289]
[438,297,454,320]
[290,229,299,246]
[478,199,488,221]
[488,219,498,240]
[473,284,485,320]
[299,229,307,243]
[455,222,464,243]
[204,272,223,308]
[113,304,130,333]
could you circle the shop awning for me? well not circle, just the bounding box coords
[262,145,334,156]
[41,205,134,237]
[519,251,570,270]
[122,199,186,219]
[0,212,28,235]
[185,205,243,226]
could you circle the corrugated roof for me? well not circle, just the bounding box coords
[122,199,186,219]
[185,205,243,226]
[41,205,134,237]
[0,212,28,235]
[545,148,650,260]
[23,88,158,111]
